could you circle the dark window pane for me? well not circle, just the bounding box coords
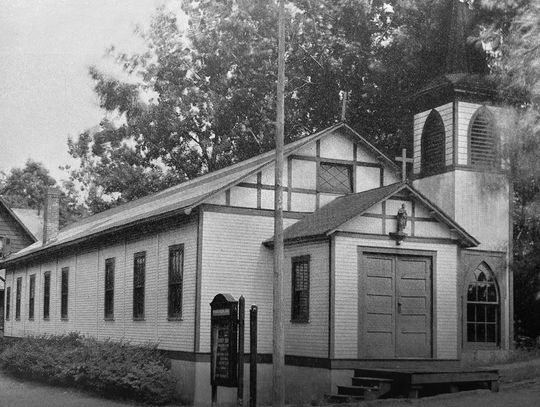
[15,277,21,319]
[319,163,353,194]
[104,259,115,318]
[168,246,183,318]
[486,323,496,342]
[43,272,50,319]
[467,284,477,302]
[29,275,35,320]
[467,323,475,342]
[5,287,10,320]
[487,283,497,302]
[133,252,145,319]
[477,283,487,302]
[292,257,310,321]
[467,304,475,322]
[61,268,69,319]
[486,305,497,323]
[477,323,486,342]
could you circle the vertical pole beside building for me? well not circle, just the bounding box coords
[273,0,286,405]
[250,305,258,407]
[238,296,245,407]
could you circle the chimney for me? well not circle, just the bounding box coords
[43,187,60,245]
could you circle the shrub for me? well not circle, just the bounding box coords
[0,333,176,405]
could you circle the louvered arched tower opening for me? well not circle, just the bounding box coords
[469,106,496,168]
[421,109,446,176]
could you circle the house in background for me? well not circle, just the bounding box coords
[0,198,42,331]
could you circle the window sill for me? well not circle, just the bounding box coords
[15,318,20,321]
[43,318,50,321]
[61,318,69,322]
[29,318,34,321]
[133,317,145,322]
[104,317,115,321]
[291,319,310,324]
[167,317,183,322]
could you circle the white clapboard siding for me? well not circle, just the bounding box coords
[333,235,458,359]
[453,170,509,251]
[457,101,482,165]
[200,211,298,354]
[4,217,198,353]
[413,172,456,218]
[283,242,329,358]
[320,132,354,161]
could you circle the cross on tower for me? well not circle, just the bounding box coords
[395,148,414,182]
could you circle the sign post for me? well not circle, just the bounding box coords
[237,296,245,407]
[250,305,258,407]
[211,293,239,407]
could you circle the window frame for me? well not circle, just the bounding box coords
[133,251,146,320]
[104,258,115,320]
[15,277,21,320]
[5,286,11,321]
[167,244,184,320]
[464,262,500,349]
[420,109,446,176]
[43,271,51,320]
[60,267,69,320]
[291,255,310,323]
[318,162,354,194]
[28,274,36,320]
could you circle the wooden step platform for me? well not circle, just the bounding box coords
[326,367,499,402]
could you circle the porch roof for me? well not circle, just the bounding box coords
[265,182,479,247]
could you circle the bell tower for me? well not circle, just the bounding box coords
[411,0,512,253]
[411,0,513,353]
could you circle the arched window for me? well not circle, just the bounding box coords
[421,110,446,176]
[466,262,499,345]
[469,106,496,168]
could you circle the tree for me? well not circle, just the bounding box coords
[0,160,86,228]
[485,0,540,339]
[70,0,475,212]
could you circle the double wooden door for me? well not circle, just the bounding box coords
[360,252,432,359]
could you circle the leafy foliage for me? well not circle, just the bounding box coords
[0,333,176,405]
[69,0,484,212]
[0,160,86,228]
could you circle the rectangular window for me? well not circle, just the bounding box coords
[15,277,21,320]
[43,271,51,320]
[5,287,11,320]
[29,274,35,320]
[61,267,69,319]
[168,245,184,319]
[104,258,115,319]
[318,162,353,194]
[133,252,146,319]
[291,255,310,322]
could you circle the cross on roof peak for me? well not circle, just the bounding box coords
[395,148,413,182]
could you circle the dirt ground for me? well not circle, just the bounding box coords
[1,371,540,407]
[0,371,139,407]
[337,378,540,407]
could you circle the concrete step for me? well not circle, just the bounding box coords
[351,376,393,387]
[337,385,378,398]
[324,394,364,404]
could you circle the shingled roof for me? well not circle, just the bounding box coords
[1,123,399,267]
[265,182,479,247]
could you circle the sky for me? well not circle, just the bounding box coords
[0,0,177,181]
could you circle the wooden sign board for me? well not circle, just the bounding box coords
[210,293,238,387]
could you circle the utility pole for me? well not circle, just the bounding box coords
[273,0,286,405]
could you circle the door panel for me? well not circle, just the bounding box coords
[364,254,394,358]
[360,253,432,359]
[396,257,432,358]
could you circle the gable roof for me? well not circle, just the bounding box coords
[0,198,39,242]
[1,123,399,267]
[265,182,479,247]
[10,208,43,241]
